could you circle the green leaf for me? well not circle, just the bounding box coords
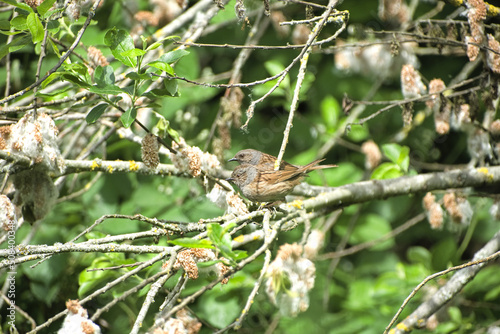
[78,255,133,297]
[41,72,61,88]
[46,19,60,33]
[94,65,115,87]
[61,73,91,88]
[164,79,178,96]
[146,41,163,52]
[382,143,403,165]
[345,123,369,142]
[120,48,146,58]
[35,85,73,98]
[348,214,394,250]
[265,60,289,88]
[157,49,190,64]
[88,85,124,95]
[447,306,462,323]
[145,35,180,51]
[231,250,248,260]
[207,224,224,245]
[120,107,137,128]
[0,30,23,36]
[83,102,109,118]
[1,35,31,60]
[126,71,151,81]
[27,12,44,43]
[148,60,174,75]
[48,37,60,57]
[104,27,137,67]
[382,143,410,173]
[0,20,10,30]
[156,118,181,143]
[63,62,89,77]
[485,284,500,301]
[168,238,214,249]
[142,88,177,98]
[371,162,403,180]
[321,95,340,132]
[2,0,33,12]
[86,104,108,124]
[407,246,432,267]
[431,237,457,269]
[397,146,410,173]
[37,0,57,17]
[0,35,26,60]
[10,15,27,30]
[207,223,240,262]
[197,260,223,268]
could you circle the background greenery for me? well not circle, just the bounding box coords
[1,0,499,333]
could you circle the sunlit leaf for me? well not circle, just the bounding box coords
[88,85,124,95]
[27,12,44,43]
[126,71,151,81]
[164,79,178,96]
[37,0,57,17]
[148,60,174,75]
[120,107,137,128]
[61,73,91,88]
[10,15,27,30]
[145,36,180,51]
[321,95,340,132]
[156,118,180,143]
[168,238,214,249]
[157,49,190,64]
[94,65,115,87]
[120,48,146,58]
[382,143,410,173]
[104,28,137,67]
[2,0,33,12]
[371,162,403,180]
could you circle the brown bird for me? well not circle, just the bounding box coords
[229,149,297,171]
[227,156,337,202]
[229,148,337,173]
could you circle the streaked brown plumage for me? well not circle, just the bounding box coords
[229,149,296,171]
[227,153,337,202]
[229,148,337,173]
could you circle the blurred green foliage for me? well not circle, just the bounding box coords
[1,0,499,333]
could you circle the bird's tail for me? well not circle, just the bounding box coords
[303,159,338,171]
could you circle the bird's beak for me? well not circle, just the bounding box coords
[226,177,234,183]
[228,157,237,162]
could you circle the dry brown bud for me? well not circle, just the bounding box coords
[443,192,472,225]
[270,11,290,38]
[487,34,500,74]
[0,125,12,150]
[87,46,109,68]
[134,11,159,26]
[401,64,426,99]
[423,192,444,229]
[423,192,436,211]
[171,248,230,284]
[426,79,446,110]
[378,0,410,25]
[141,133,160,169]
[361,140,382,170]
[25,0,40,9]
[490,119,500,136]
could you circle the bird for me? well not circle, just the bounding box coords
[228,148,336,173]
[227,153,337,202]
[228,149,297,171]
